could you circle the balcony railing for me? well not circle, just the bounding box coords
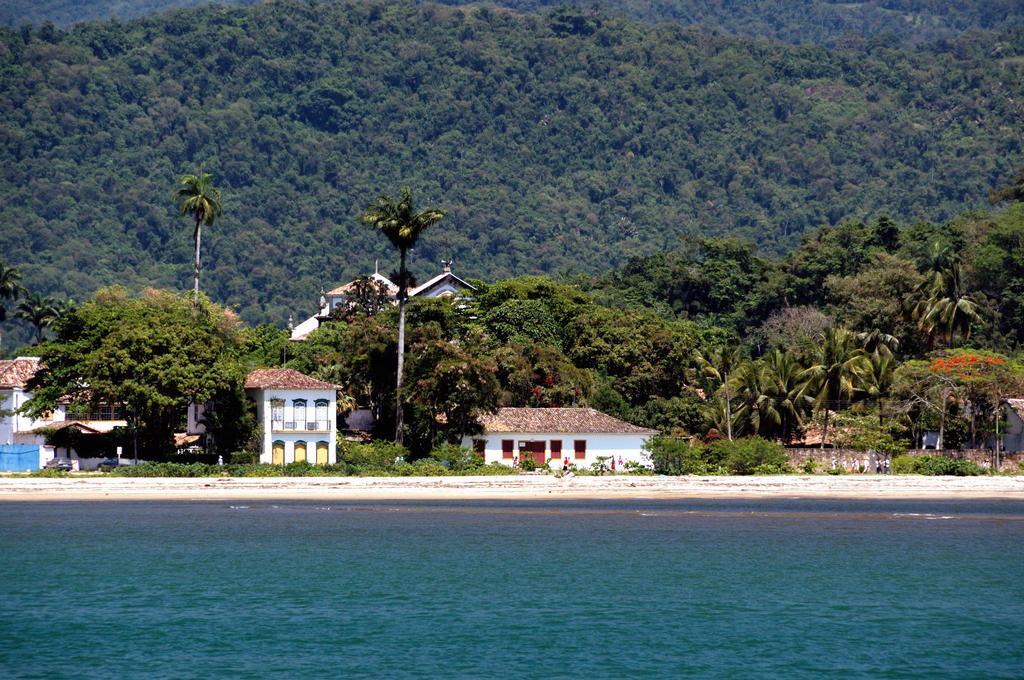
[270,420,331,432]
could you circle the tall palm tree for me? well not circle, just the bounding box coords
[912,259,981,347]
[696,345,743,440]
[175,171,223,307]
[360,188,447,445]
[798,326,870,449]
[15,292,59,344]
[761,349,811,443]
[0,260,22,322]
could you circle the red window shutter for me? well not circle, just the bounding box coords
[474,439,486,455]
[574,440,586,460]
[502,440,514,459]
[550,440,562,459]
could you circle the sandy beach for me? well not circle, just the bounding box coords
[1,474,1023,501]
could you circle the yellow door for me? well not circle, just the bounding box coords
[294,442,307,464]
[272,442,284,465]
[316,442,329,465]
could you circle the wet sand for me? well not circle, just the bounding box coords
[1,474,1023,501]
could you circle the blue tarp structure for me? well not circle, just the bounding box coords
[0,444,40,471]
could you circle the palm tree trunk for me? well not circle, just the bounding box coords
[193,217,202,307]
[820,408,830,450]
[723,375,733,441]
[394,249,407,446]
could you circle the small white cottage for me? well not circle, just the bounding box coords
[245,369,342,465]
[463,407,657,469]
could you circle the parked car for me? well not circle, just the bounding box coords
[98,457,119,471]
[45,459,73,471]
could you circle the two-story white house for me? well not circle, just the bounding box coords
[463,407,658,469]
[245,368,342,465]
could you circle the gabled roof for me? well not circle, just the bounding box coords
[409,270,475,298]
[1006,398,1024,422]
[478,407,657,435]
[0,357,41,389]
[325,272,398,297]
[244,368,341,391]
[28,420,102,434]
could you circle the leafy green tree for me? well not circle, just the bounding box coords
[23,287,246,458]
[175,171,223,308]
[403,325,498,456]
[360,188,447,446]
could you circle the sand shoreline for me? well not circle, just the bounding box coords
[1,474,1023,501]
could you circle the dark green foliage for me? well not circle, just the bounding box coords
[644,435,711,475]
[892,454,987,476]
[2,2,1023,332]
[708,437,791,475]
[427,443,482,471]
[338,439,408,469]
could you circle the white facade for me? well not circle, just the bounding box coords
[461,407,657,470]
[464,431,653,470]
[246,376,340,465]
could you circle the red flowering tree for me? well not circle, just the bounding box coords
[922,350,1024,464]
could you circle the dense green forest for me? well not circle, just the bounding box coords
[16,195,1024,461]
[1,0,1023,338]
[5,0,1023,47]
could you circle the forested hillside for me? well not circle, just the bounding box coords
[5,0,1023,47]
[1,0,1023,329]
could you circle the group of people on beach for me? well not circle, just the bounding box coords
[831,454,890,474]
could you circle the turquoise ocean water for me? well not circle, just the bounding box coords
[1,498,1022,679]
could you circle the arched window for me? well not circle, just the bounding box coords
[272,441,285,465]
[316,441,329,465]
[293,399,307,428]
[294,440,307,464]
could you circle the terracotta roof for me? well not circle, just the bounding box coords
[0,357,41,389]
[478,408,657,435]
[244,368,341,391]
[1006,398,1024,422]
[326,273,397,297]
[28,420,102,434]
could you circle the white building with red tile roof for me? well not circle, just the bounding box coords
[462,407,657,470]
[1,357,127,469]
[245,368,343,465]
[290,261,475,340]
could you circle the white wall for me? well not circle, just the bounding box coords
[462,432,652,469]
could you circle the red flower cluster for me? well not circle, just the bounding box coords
[930,353,1004,380]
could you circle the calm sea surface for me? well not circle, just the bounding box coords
[1,498,1022,679]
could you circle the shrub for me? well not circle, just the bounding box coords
[283,460,326,476]
[891,454,986,476]
[428,443,482,471]
[28,467,69,478]
[228,450,259,465]
[643,436,710,475]
[410,458,449,476]
[339,440,408,469]
[891,455,917,474]
[111,462,214,477]
[914,455,985,476]
[709,437,790,475]
[518,455,537,472]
